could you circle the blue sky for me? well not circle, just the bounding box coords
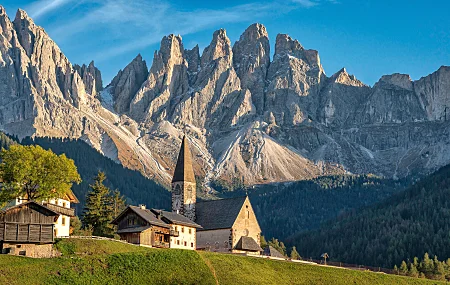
[2,0,449,86]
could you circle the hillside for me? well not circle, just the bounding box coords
[289,164,450,268]
[0,239,442,285]
[247,175,411,240]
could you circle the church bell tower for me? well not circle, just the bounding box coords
[172,136,196,221]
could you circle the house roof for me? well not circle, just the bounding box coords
[151,209,202,228]
[64,190,79,203]
[195,196,247,230]
[117,226,151,234]
[111,206,170,228]
[0,201,60,222]
[263,245,285,258]
[234,236,263,252]
[172,136,196,183]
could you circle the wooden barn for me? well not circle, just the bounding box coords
[0,201,60,257]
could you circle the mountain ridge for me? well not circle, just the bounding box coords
[0,6,449,189]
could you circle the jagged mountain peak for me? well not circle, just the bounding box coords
[331,68,366,87]
[156,34,185,65]
[239,23,268,42]
[0,5,6,15]
[377,73,413,90]
[232,23,270,114]
[15,8,31,20]
[201,28,232,65]
[274,33,304,56]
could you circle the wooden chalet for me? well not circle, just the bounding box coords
[112,205,172,248]
[0,201,60,257]
[111,205,201,249]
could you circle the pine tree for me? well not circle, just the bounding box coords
[82,171,115,237]
[260,235,267,248]
[421,252,433,275]
[111,189,126,218]
[290,246,300,260]
[409,263,419,278]
[400,260,408,275]
[433,255,446,280]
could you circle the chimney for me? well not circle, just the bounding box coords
[139,204,146,210]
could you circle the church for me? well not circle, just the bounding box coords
[113,136,262,254]
[171,136,262,254]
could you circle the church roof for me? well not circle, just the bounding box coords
[234,236,263,252]
[263,245,285,258]
[196,196,247,230]
[150,209,202,228]
[172,136,196,183]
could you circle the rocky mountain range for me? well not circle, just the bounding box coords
[0,7,449,189]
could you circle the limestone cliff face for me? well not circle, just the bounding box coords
[108,54,148,114]
[265,33,325,126]
[0,8,449,189]
[130,35,189,123]
[0,7,172,184]
[232,23,270,115]
[414,66,450,121]
[74,61,103,97]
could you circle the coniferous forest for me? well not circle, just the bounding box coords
[225,175,412,241]
[288,163,450,268]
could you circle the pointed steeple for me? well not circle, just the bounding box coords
[172,136,196,183]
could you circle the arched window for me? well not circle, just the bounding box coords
[174,184,181,195]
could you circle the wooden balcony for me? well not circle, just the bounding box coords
[153,241,170,248]
[42,203,75,217]
[0,222,54,243]
[170,230,179,237]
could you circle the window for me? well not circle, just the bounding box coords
[62,202,67,208]
[184,241,187,246]
[191,243,194,248]
[247,210,250,219]
[175,226,178,231]
[174,184,181,195]
[127,218,136,226]
[181,227,184,233]
[62,217,66,226]
[188,228,191,234]
[177,240,180,245]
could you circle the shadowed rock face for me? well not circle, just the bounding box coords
[233,23,270,115]
[108,54,148,114]
[0,7,449,188]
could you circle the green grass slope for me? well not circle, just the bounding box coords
[0,239,444,285]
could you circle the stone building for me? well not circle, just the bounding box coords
[172,136,262,254]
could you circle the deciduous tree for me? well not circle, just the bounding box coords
[0,145,81,206]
